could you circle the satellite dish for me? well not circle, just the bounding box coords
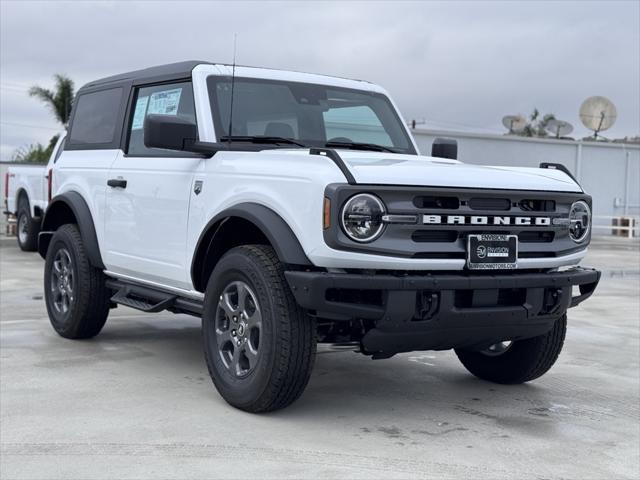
[579,96,617,139]
[545,119,574,138]
[502,114,526,134]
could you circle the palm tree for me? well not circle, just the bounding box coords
[521,109,556,138]
[11,135,60,164]
[28,74,75,127]
[12,143,50,163]
[11,74,73,163]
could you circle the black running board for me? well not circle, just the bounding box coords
[106,279,203,317]
[110,289,176,313]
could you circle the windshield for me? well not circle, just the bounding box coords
[207,76,416,154]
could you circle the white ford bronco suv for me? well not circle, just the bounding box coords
[39,61,600,412]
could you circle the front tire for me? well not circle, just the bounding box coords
[44,224,110,339]
[16,199,39,251]
[202,245,316,413]
[455,314,567,384]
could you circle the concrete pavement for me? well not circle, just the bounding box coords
[1,237,638,479]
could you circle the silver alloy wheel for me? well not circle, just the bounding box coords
[215,281,262,378]
[18,213,28,245]
[481,341,513,357]
[50,248,74,315]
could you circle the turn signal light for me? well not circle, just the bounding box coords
[323,197,331,230]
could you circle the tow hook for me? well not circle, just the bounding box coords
[416,291,439,321]
[543,288,563,314]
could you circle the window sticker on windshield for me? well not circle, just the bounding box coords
[131,96,149,130]
[148,88,182,116]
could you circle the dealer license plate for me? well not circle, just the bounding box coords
[467,234,518,270]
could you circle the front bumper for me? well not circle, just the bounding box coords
[285,267,600,356]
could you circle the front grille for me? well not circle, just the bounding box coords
[412,230,458,243]
[518,231,555,243]
[413,230,554,244]
[413,196,459,209]
[325,185,589,264]
[468,197,511,211]
[519,199,556,212]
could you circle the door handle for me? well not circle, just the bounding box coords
[107,179,127,188]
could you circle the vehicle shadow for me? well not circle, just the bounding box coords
[90,314,560,433]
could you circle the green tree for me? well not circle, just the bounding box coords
[28,74,75,127]
[12,74,74,163]
[12,143,50,163]
[11,134,60,164]
[520,109,556,138]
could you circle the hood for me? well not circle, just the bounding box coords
[335,151,582,193]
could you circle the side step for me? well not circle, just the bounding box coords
[110,289,176,313]
[106,279,203,316]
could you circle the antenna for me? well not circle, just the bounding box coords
[227,34,238,143]
[502,114,526,134]
[579,96,617,140]
[545,119,574,138]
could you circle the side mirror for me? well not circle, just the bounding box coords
[144,114,197,151]
[431,138,458,160]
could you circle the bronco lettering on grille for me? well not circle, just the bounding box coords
[422,215,551,226]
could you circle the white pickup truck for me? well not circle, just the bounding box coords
[38,62,600,412]
[4,134,65,250]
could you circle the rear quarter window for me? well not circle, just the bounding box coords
[68,87,124,147]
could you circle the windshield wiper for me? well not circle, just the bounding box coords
[324,140,398,153]
[220,135,307,148]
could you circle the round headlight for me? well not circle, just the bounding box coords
[341,193,386,242]
[568,200,591,243]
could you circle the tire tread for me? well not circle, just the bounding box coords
[16,198,39,252]
[45,224,110,339]
[203,244,315,413]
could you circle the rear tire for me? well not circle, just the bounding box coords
[44,224,110,339]
[202,245,316,413]
[16,199,39,252]
[455,314,567,384]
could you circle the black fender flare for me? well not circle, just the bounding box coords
[38,191,105,269]
[191,203,311,290]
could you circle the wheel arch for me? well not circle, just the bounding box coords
[15,188,30,212]
[191,203,311,292]
[38,191,104,269]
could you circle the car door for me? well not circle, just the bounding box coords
[103,81,203,290]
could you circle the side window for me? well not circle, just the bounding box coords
[127,82,197,156]
[323,105,392,146]
[68,87,123,146]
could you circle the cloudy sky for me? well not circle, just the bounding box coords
[1,0,638,159]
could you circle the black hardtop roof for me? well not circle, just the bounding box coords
[79,61,371,93]
[81,60,212,90]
